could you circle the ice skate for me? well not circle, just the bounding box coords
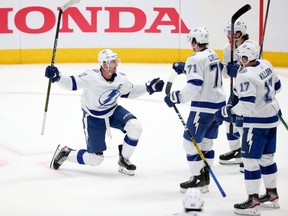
[180,168,209,193]
[259,188,280,209]
[234,194,260,216]
[50,144,74,170]
[219,148,242,165]
[118,145,136,176]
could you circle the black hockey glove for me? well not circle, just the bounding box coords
[215,104,232,125]
[164,90,180,107]
[146,78,164,95]
[172,62,185,74]
[45,65,60,83]
[226,61,239,78]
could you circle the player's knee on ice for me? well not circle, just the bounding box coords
[84,152,104,166]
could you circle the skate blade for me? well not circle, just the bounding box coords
[180,185,209,193]
[260,200,280,209]
[219,158,242,165]
[118,166,135,176]
[50,144,61,169]
[234,207,260,216]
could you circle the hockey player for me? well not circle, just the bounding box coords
[219,19,250,166]
[164,27,226,192]
[215,40,281,216]
[171,20,249,167]
[45,49,164,176]
[169,188,215,216]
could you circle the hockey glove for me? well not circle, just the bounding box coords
[172,62,185,74]
[226,61,239,78]
[45,65,60,83]
[146,77,164,95]
[164,90,180,107]
[214,104,232,125]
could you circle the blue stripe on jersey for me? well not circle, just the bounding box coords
[124,135,138,147]
[244,169,261,180]
[243,115,278,124]
[239,96,256,103]
[260,162,277,175]
[188,79,203,86]
[88,104,117,116]
[70,76,77,90]
[77,149,86,164]
[191,101,226,109]
[274,80,281,91]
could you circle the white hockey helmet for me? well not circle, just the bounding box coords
[187,27,209,44]
[225,19,247,35]
[98,49,119,67]
[183,188,204,210]
[236,40,260,62]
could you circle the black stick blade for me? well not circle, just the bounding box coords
[232,4,251,23]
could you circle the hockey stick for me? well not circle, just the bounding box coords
[41,0,81,135]
[229,4,251,134]
[165,73,226,198]
[278,112,288,131]
[257,0,288,130]
[259,0,270,58]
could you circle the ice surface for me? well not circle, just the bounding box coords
[0,63,287,216]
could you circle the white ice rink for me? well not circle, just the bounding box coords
[0,63,288,216]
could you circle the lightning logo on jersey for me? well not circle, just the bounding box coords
[99,84,122,106]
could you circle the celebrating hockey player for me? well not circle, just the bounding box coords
[45,49,164,176]
[215,40,281,216]
[219,19,250,168]
[164,27,226,192]
[171,20,249,169]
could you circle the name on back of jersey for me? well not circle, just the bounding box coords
[207,54,219,62]
[259,68,272,80]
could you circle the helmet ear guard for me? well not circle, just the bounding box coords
[187,27,209,44]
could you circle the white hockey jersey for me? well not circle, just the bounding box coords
[222,42,237,78]
[232,59,281,128]
[223,42,237,65]
[57,68,147,118]
[179,48,226,114]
